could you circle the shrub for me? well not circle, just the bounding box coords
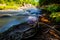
[50,12,60,22]
[0,6,5,10]
[44,4,60,12]
[0,6,18,10]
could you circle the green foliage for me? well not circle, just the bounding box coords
[4,6,18,10]
[0,0,5,4]
[44,4,60,12]
[50,12,60,22]
[0,0,38,6]
[0,6,18,10]
[39,0,46,6]
[0,0,39,10]
[0,6,5,10]
[39,0,60,23]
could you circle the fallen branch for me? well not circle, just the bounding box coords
[49,30,60,39]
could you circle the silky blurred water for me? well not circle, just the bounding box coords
[0,8,41,30]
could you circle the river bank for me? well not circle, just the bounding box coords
[0,4,36,11]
